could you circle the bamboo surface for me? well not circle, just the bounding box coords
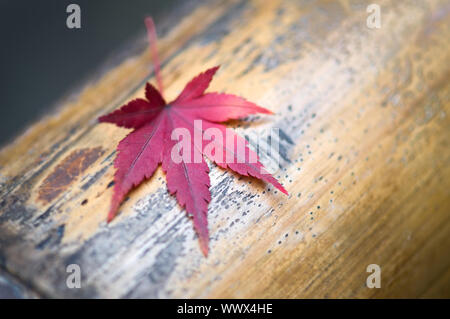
[0,0,449,298]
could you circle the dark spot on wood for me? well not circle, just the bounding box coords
[35,224,65,250]
[33,205,55,225]
[0,195,36,225]
[0,253,6,267]
[232,36,251,55]
[81,165,109,191]
[100,150,116,164]
[81,199,88,206]
[38,147,104,203]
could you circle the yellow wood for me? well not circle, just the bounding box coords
[0,0,449,298]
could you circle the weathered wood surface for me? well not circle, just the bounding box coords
[0,270,38,299]
[0,0,449,298]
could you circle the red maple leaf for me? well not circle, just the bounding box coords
[99,17,288,256]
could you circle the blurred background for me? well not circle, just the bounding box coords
[0,0,184,147]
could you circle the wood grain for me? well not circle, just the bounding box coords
[0,0,449,298]
[0,270,38,299]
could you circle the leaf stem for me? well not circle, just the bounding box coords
[145,17,164,97]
